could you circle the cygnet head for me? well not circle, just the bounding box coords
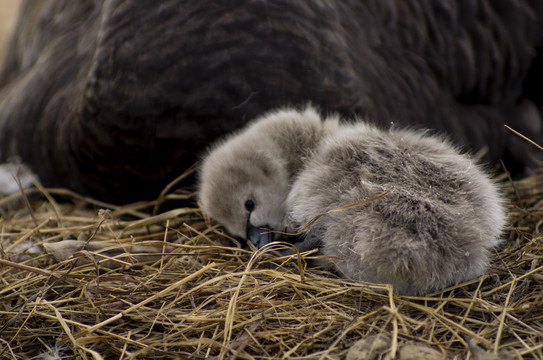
[199,106,335,247]
[198,125,290,248]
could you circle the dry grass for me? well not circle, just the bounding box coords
[0,167,542,360]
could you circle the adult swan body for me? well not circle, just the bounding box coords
[0,0,542,202]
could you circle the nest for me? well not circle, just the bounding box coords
[0,167,542,360]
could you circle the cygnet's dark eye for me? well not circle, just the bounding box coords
[244,199,255,212]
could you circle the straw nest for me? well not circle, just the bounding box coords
[0,165,542,360]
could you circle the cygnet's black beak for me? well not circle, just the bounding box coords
[246,222,276,248]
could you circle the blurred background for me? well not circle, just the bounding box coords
[0,0,20,56]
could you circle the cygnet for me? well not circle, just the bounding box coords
[199,107,506,295]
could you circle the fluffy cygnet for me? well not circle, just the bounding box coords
[198,107,339,247]
[199,108,506,295]
[286,123,506,295]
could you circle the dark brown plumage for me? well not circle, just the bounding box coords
[0,0,542,202]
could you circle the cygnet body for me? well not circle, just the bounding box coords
[286,123,505,295]
[199,108,506,295]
